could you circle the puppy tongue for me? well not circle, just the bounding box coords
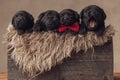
[90,21,96,28]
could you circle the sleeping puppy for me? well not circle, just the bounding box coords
[58,9,80,34]
[80,5,106,35]
[33,10,60,32]
[12,10,34,35]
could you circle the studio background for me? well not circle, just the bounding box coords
[0,0,120,73]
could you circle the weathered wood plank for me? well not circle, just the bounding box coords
[8,42,113,80]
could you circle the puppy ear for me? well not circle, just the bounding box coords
[79,22,87,34]
[28,13,34,22]
[102,11,106,20]
[33,12,46,32]
[79,9,84,19]
[99,8,106,20]
[38,12,45,20]
[79,9,85,24]
[12,15,22,30]
[74,11,79,21]
[96,22,105,35]
[33,20,45,32]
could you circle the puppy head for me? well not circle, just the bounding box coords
[80,5,106,31]
[33,10,60,32]
[60,9,79,26]
[12,10,34,35]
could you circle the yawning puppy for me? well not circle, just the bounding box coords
[33,10,60,32]
[12,10,34,35]
[58,9,80,34]
[80,5,106,35]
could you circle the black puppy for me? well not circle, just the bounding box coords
[58,9,79,33]
[12,10,34,35]
[80,5,106,35]
[33,10,60,32]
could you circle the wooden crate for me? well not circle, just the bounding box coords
[8,41,113,80]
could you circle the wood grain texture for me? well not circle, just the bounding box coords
[8,41,113,80]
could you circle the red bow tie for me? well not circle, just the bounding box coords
[58,22,80,32]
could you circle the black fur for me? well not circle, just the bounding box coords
[33,10,60,32]
[60,9,79,26]
[79,5,106,35]
[12,10,34,35]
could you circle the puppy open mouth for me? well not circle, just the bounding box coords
[89,17,96,28]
